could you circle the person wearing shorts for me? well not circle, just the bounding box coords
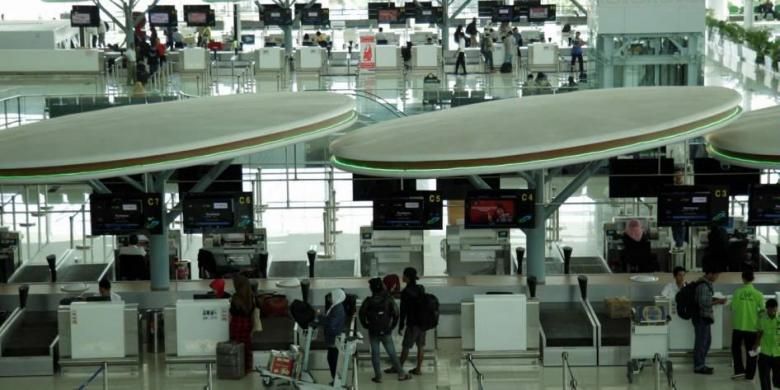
[386,267,426,376]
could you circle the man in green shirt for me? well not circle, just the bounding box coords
[753,299,780,390]
[732,270,766,380]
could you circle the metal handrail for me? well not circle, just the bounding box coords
[465,353,485,390]
[76,361,108,390]
[562,352,578,390]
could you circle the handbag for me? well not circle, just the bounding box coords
[252,304,263,333]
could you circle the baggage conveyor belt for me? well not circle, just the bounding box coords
[10,265,51,283]
[57,263,112,283]
[540,302,594,347]
[1,311,58,357]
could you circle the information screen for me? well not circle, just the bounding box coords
[148,6,176,27]
[478,0,500,17]
[528,6,548,20]
[90,193,163,235]
[262,4,292,26]
[657,187,712,226]
[378,8,401,22]
[748,185,780,226]
[373,192,443,230]
[71,6,100,27]
[493,6,513,22]
[182,193,254,233]
[465,190,534,229]
[693,158,760,196]
[184,5,215,27]
[609,158,675,198]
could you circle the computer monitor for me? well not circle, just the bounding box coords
[71,5,100,28]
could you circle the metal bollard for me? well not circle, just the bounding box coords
[562,352,567,390]
[205,362,213,390]
[654,355,661,390]
[466,355,472,390]
[103,361,108,390]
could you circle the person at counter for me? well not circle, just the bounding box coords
[302,33,314,46]
[753,298,780,390]
[454,26,467,76]
[466,18,478,47]
[661,266,686,299]
[731,269,765,380]
[388,267,426,376]
[620,219,656,273]
[359,278,410,383]
[321,288,347,380]
[693,268,727,375]
[571,31,584,76]
[480,28,494,72]
[704,224,730,272]
[99,278,122,302]
[229,275,258,374]
[119,235,147,257]
[375,28,388,45]
[172,28,184,49]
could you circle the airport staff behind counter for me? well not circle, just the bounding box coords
[620,219,658,273]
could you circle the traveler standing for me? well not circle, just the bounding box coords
[693,267,727,374]
[480,28,494,72]
[387,267,426,376]
[466,17,478,47]
[753,299,780,390]
[98,22,107,48]
[454,27,467,75]
[502,31,513,66]
[229,275,257,373]
[571,31,584,75]
[321,289,347,380]
[359,278,411,383]
[731,269,765,380]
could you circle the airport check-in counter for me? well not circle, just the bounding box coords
[412,45,440,71]
[164,299,229,363]
[0,306,58,376]
[256,47,286,74]
[176,47,208,73]
[295,46,326,73]
[359,226,424,277]
[200,230,268,278]
[539,291,598,367]
[692,221,765,270]
[587,297,654,366]
[57,302,139,369]
[375,45,401,71]
[444,226,514,276]
[461,294,538,358]
[527,43,560,73]
[0,230,21,283]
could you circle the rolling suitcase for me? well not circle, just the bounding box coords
[500,62,512,73]
[216,341,245,379]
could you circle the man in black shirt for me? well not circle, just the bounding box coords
[386,267,426,375]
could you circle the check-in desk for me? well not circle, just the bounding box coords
[295,46,326,73]
[359,227,424,277]
[256,47,285,74]
[657,294,725,353]
[177,47,208,73]
[528,43,559,73]
[0,49,103,74]
[164,299,230,364]
[58,302,139,370]
[444,226,514,276]
[375,45,401,71]
[412,44,440,71]
[461,294,538,360]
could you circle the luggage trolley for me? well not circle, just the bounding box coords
[626,304,672,384]
[257,300,362,389]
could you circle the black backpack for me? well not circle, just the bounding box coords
[675,281,703,320]
[416,286,440,331]
[343,293,358,320]
[290,299,316,329]
[365,296,395,335]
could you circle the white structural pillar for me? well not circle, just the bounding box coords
[744,0,754,28]
[706,0,729,20]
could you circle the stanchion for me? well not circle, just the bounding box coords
[102,361,108,390]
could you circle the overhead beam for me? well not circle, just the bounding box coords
[569,0,588,16]
[88,179,111,194]
[543,160,604,220]
[166,160,233,221]
[450,0,473,19]
[120,175,145,192]
[467,175,493,190]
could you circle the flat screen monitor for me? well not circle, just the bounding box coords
[175,164,243,194]
[368,3,384,20]
[608,158,675,198]
[465,190,534,229]
[90,193,163,235]
[71,6,100,28]
[378,8,400,22]
[148,6,177,27]
[528,6,548,21]
[182,193,254,233]
[492,5,513,22]
[353,174,416,201]
[184,5,215,27]
[693,158,760,196]
[373,191,443,230]
[262,5,292,26]
[515,0,542,4]
[478,0,500,17]
[657,186,715,226]
[748,185,780,226]
[241,34,256,45]
[301,8,329,25]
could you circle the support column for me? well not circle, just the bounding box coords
[744,0,754,28]
[233,3,242,48]
[150,175,170,291]
[442,0,450,52]
[526,170,546,282]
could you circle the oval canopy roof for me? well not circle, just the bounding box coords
[330,86,742,178]
[707,105,780,170]
[0,92,356,184]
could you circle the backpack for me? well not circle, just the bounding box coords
[365,296,395,335]
[416,286,440,331]
[500,62,512,73]
[343,293,358,320]
[289,299,316,329]
[675,281,703,320]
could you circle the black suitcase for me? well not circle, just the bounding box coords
[500,62,512,73]
[216,341,245,379]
